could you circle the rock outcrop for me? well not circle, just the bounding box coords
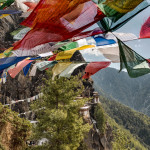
[0,3,22,50]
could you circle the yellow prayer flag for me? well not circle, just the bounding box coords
[52,62,72,80]
[106,0,143,14]
[0,14,10,19]
[0,47,13,58]
[56,45,95,60]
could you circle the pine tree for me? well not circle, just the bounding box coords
[31,71,91,150]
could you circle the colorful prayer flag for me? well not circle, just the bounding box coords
[0,56,27,71]
[97,0,150,32]
[0,47,13,58]
[36,61,57,71]
[56,45,95,61]
[0,0,14,9]
[59,63,85,78]
[8,58,34,78]
[13,1,105,50]
[59,36,115,51]
[0,14,9,19]
[52,62,72,80]
[92,0,143,22]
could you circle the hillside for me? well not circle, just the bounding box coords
[92,67,150,116]
[98,95,150,149]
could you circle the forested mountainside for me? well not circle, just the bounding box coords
[97,94,150,149]
[92,67,150,116]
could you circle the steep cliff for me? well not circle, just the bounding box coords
[0,3,22,50]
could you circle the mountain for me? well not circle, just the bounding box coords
[92,67,150,116]
[98,94,150,149]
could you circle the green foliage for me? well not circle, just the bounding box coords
[0,103,31,150]
[94,103,106,134]
[31,71,91,150]
[107,116,147,150]
[99,95,150,149]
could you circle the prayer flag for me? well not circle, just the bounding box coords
[8,58,33,78]
[0,10,22,15]
[12,43,51,56]
[13,1,105,50]
[48,55,56,61]
[52,62,72,80]
[118,39,150,78]
[97,0,150,32]
[36,61,57,71]
[140,16,150,38]
[0,47,13,58]
[29,64,37,76]
[56,45,95,60]
[92,0,143,22]
[13,28,31,40]
[59,36,115,51]
[23,57,40,75]
[23,62,31,76]
[23,2,37,12]
[38,51,53,57]
[59,63,85,78]
[97,44,120,63]
[82,61,111,79]
[71,27,104,41]
[15,0,38,12]
[0,14,9,19]
[0,56,27,71]
[0,0,14,9]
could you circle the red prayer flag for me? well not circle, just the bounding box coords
[82,62,111,79]
[13,1,105,50]
[140,16,150,39]
[21,0,90,28]
[48,54,56,61]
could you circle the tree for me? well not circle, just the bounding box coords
[31,71,91,150]
[94,103,106,134]
[0,104,31,150]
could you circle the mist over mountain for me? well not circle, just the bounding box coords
[92,67,150,116]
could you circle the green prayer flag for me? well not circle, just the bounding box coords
[58,42,78,51]
[118,39,150,78]
[0,0,7,3]
[10,28,25,36]
[92,0,143,22]
[4,50,12,57]
[95,0,148,31]
[0,0,14,9]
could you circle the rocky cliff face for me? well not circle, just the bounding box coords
[0,3,22,50]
